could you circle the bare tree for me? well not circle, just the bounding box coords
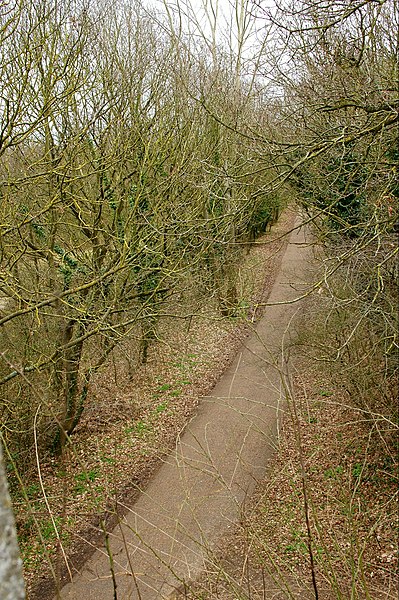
[260,0,399,414]
[1,0,284,463]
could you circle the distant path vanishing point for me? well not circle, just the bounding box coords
[59,214,314,600]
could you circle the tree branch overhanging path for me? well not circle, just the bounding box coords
[58,215,314,600]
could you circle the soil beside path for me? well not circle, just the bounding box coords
[57,216,314,600]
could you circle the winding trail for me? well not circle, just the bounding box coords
[59,217,313,600]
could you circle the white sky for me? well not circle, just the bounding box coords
[149,0,271,56]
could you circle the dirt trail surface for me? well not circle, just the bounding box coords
[59,218,314,600]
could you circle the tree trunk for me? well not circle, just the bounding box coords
[0,442,26,600]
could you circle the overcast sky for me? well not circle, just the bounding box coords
[148,0,270,55]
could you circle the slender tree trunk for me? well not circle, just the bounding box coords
[0,442,26,600]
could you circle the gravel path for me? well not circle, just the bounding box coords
[58,216,314,600]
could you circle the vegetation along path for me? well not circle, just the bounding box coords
[59,216,314,600]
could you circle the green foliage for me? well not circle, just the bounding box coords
[74,469,99,483]
[155,401,168,414]
[352,463,363,479]
[295,147,368,236]
[158,383,172,392]
[246,194,282,241]
[73,469,99,495]
[324,465,344,479]
[284,531,308,555]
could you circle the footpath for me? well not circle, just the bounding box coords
[59,216,313,600]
